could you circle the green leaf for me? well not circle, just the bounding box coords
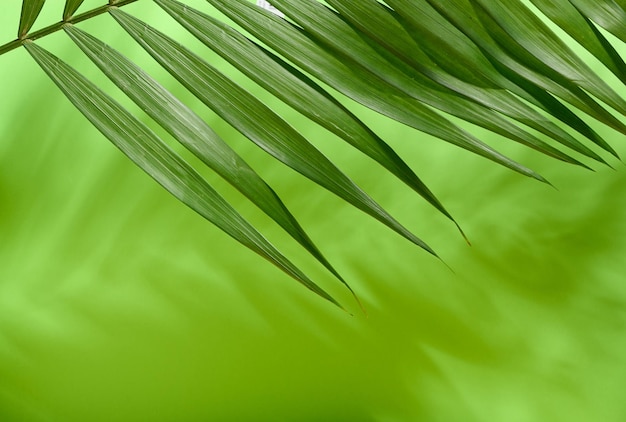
[419,0,621,157]
[18,0,46,37]
[383,0,508,90]
[270,0,593,167]
[155,0,470,237]
[109,7,436,256]
[471,1,626,150]
[366,40,591,168]
[492,61,615,160]
[205,0,547,184]
[63,23,351,295]
[569,0,626,44]
[63,0,86,20]
[529,0,626,84]
[388,0,610,154]
[23,39,341,309]
[323,0,605,165]
[470,0,626,119]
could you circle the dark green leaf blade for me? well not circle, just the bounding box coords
[324,0,608,164]
[367,39,591,168]
[569,0,626,43]
[383,0,509,90]
[63,23,350,294]
[63,0,86,20]
[205,0,548,184]
[318,3,528,132]
[270,0,593,166]
[23,40,341,308]
[530,0,626,84]
[422,0,621,157]
[109,7,436,256]
[470,0,626,118]
[18,0,46,37]
[470,1,626,151]
[155,0,468,236]
[386,0,615,156]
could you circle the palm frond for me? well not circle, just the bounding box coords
[2,0,626,307]
[24,39,341,308]
[63,23,349,304]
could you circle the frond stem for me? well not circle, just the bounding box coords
[0,0,140,56]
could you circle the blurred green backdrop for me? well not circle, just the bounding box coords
[1,1,626,421]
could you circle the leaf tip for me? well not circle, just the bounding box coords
[456,222,471,247]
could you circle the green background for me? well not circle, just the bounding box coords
[1,1,626,421]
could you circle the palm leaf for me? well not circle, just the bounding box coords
[264,0,585,169]
[322,0,596,166]
[18,0,45,38]
[568,0,626,43]
[63,0,87,20]
[156,0,463,230]
[23,39,341,308]
[388,0,623,156]
[63,23,350,303]
[110,8,434,256]
[529,0,626,84]
[2,0,626,306]
[205,0,548,182]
